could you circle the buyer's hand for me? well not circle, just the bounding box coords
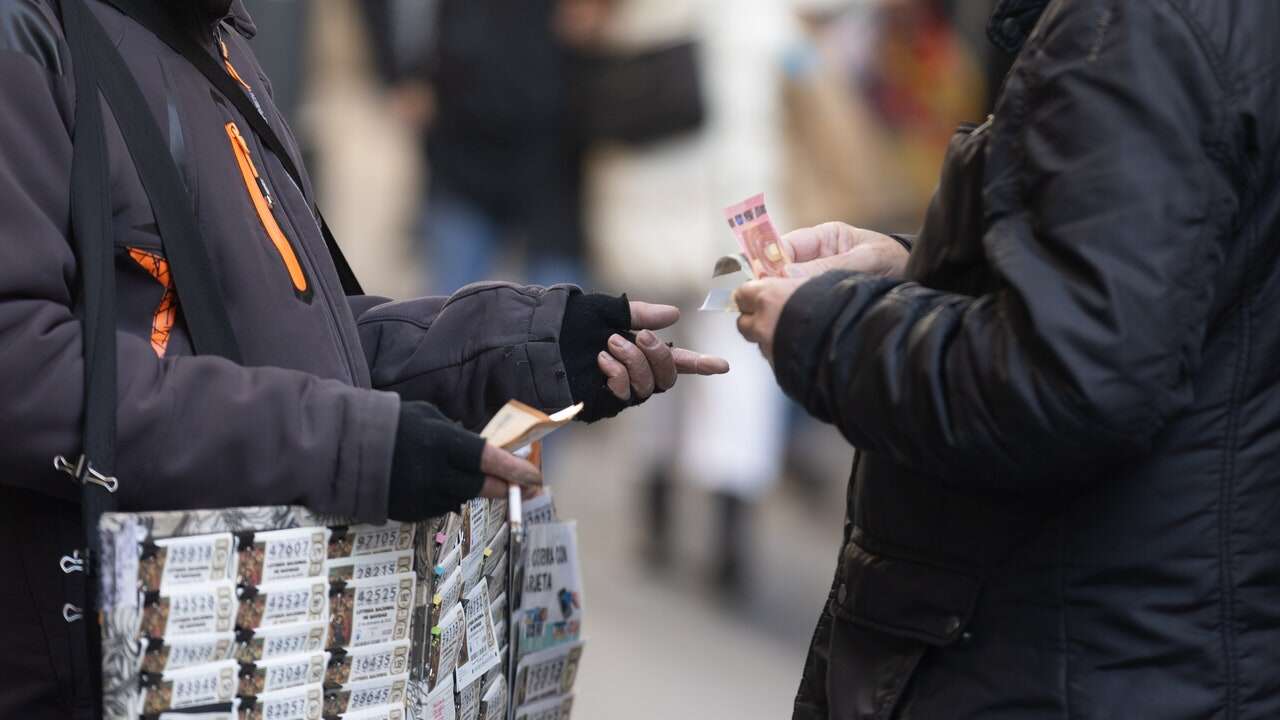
[734,278,808,365]
[782,222,910,279]
[596,301,730,402]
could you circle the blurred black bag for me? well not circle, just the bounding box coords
[572,40,706,145]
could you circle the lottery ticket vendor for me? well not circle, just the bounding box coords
[736,1,1280,718]
[0,1,727,717]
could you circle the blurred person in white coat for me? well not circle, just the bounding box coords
[586,0,798,591]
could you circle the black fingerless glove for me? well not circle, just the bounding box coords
[387,401,486,521]
[558,291,635,423]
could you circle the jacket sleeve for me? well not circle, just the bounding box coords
[0,40,399,522]
[356,283,578,430]
[773,2,1237,490]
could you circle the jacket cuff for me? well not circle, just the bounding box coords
[529,285,579,410]
[773,271,858,406]
[345,388,401,523]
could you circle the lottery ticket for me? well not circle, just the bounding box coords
[141,580,237,639]
[327,549,414,584]
[237,577,328,630]
[478,675,506,720]
[424,675,456,720]
[460,549,484,594]
[336,705,407,720]
[481,525,507,579]
[237,683,323,720]
[238,650,328,697]
[328,572,416,649]
[429,566,462,629]
[326,640,411,686]
[157,704,238,720]
[522,493,557,527]
[457,674,482,720]
[322,674,409,717]
[513,694,573,720]
[463,499,486,556]
[237,528,330,586]
[455,583,501,689]
[513,642,583,706]
[427,603,465,691]
[234,621,328,663]
[139,533,235,592]
[484,501,506,546]
[140,659,237,714]
[139,632,235,673]
[329,523,415,561]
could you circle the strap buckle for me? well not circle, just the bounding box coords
[60,549,86,574]
[62,603,83,623]
[54,454,118,493]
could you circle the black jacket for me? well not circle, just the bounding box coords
[777,1,1280,717]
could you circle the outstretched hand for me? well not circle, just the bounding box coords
[782,222,909,279]
[596,301,730,402]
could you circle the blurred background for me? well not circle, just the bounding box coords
[244,0,1008,715]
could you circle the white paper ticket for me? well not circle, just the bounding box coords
[455,583,501,689]
[430,602,465,689]
[328,549,414,584]
[479,674,507,720]
[243,683,323,720]
[482,524,508,578]
[430,566,462,629]
[331,523,416,560]
[144,580,236,638]
[141,632,235,673]
[513,694,574,720]
[239,528,330,586]
[425,674,457,720]
[485,500,506,547]
[331,572,416,648]
[434,544,461,582]
[465,498,486,556]
[460,549,484,593]
[240,650,328,696]
[140,533,235,592]
[457,674,482,720]
[327,640,411,686]
[240,577,329,630]
[236,620,328,663]
[514,641,584,706]
[522,493,557,526]
[485,554,508,603]
[327,674,409,715]
[142,659,237,713]
[158,706,238,720]
[340,705,408,720]
[489,593,507,629]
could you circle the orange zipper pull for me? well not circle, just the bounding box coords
[227,123,274,209]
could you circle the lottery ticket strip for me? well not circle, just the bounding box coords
[97,486,585,720]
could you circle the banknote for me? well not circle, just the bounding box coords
[725,193,788,278]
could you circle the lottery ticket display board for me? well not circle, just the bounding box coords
[97,488,584,720]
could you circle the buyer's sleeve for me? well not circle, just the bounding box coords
[0,47,398,522]
[774,3,1237,490]
[356,284,577,431]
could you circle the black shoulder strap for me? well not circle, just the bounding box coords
[107,0,364,296]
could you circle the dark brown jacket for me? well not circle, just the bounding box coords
[0,2,578,716]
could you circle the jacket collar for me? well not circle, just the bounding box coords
[987,0,1051,54]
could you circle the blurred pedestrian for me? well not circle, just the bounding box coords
[736,1,1280,717]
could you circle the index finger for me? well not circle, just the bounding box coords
[479,443,543,487]
[629,301,681,331]
[781,222,847,263]
[672,348,730,375]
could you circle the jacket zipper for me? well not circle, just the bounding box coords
[225,121,310,296]
[219,32,365,384]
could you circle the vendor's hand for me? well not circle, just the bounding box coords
[479,442,543,499]
[596,301,730,402]
[734,278,808,365]
[782,222,909,279]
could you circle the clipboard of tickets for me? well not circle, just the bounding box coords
[96,401,587,720]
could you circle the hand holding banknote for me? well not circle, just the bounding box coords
[781,222,910,280]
